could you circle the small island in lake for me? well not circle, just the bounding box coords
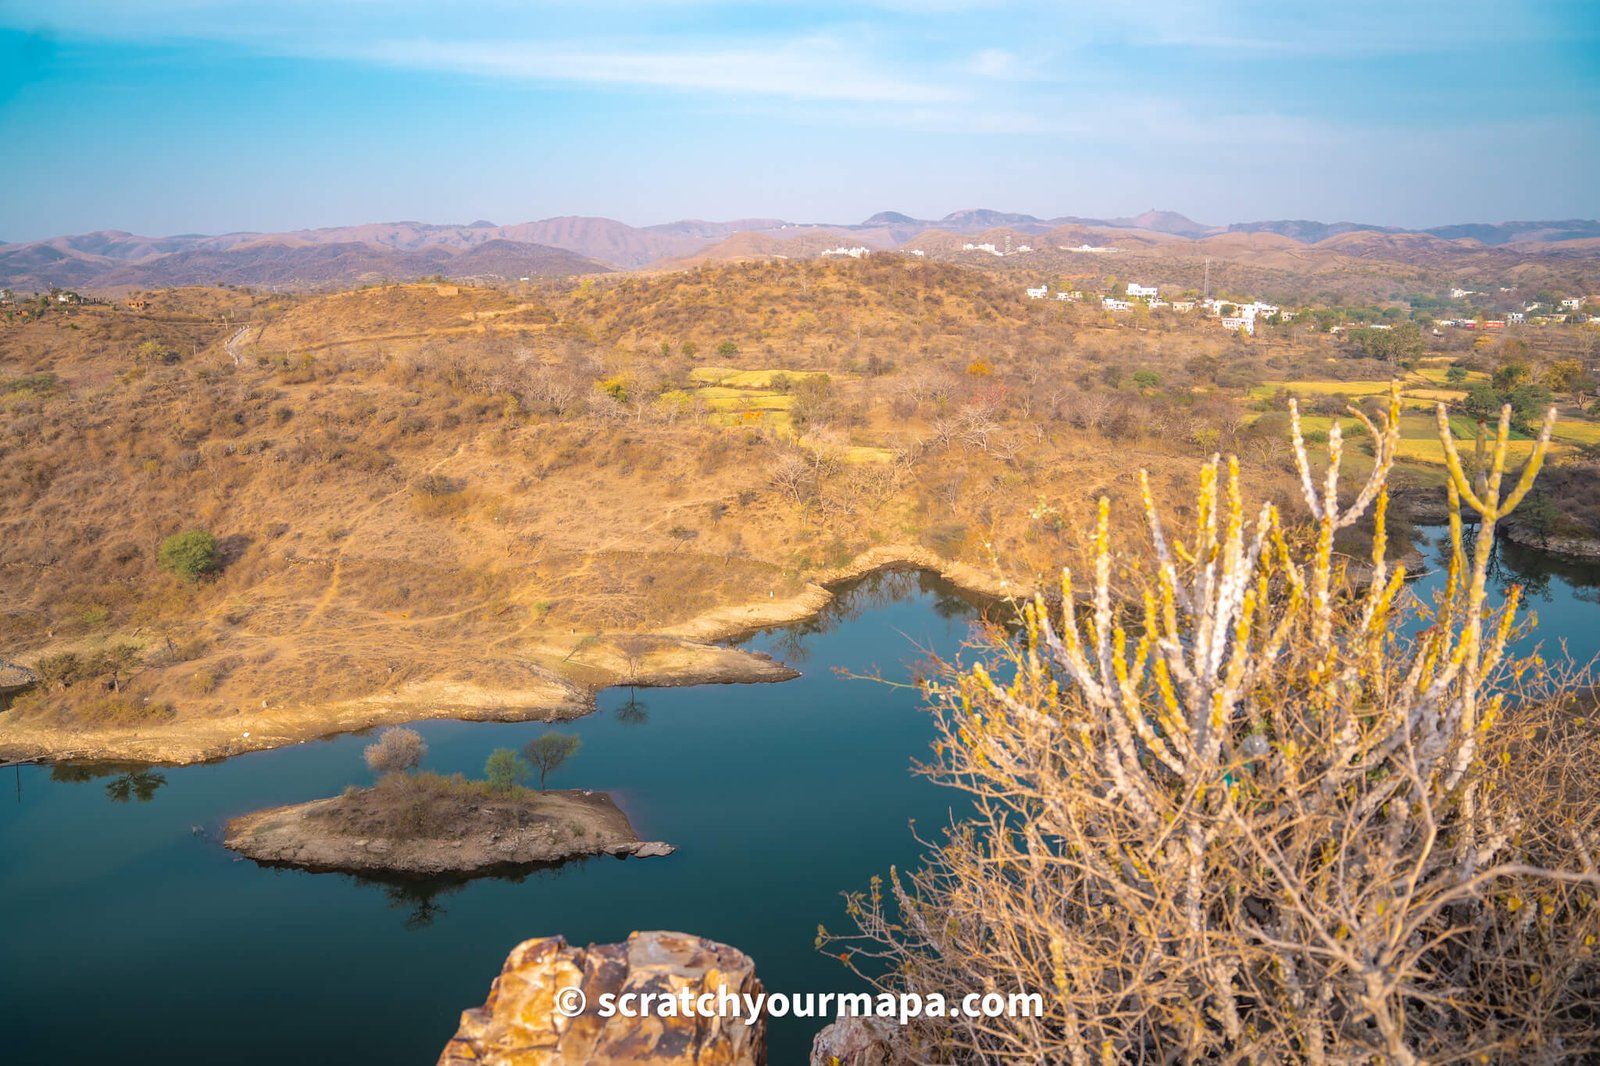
[225,727,671,876]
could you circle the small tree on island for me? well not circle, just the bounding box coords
[157,529,219,582]
[484,747,531,792]
[523,732,581,791]
[363,727,426,779]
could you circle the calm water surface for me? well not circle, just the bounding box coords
[0,571,985,1063]
[2,537,1596,1064]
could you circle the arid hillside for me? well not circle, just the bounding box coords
[8,255,1585,765]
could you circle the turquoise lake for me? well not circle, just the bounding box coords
[1,531,1596,1063]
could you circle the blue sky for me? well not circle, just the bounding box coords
[1,0,1596,240]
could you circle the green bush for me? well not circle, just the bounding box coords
[484,747,531,792]
[157,529,219,581]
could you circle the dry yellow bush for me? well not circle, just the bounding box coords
[828,389,1600,1063]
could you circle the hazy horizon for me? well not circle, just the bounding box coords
[12,204,1600,247]
[2,0,1596,242]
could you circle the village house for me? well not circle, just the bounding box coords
[1025,285,1049,299]
[820,246,870,258]
[1102,297,1133,312]
[1126,283,1158,298]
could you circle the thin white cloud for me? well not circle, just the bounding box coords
[966,48,1020,79]
[349,37,964,104]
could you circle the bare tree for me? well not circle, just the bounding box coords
[827,392,1600,1063]
[522,732,581,791]
[363,727,427,778]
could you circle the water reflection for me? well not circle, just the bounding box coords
[373,877,466,930]
[615,692,649,726]
[740,569,1001,660]
[340,854,627,929]
[1498,536,1600,604]
[49,761,169,803]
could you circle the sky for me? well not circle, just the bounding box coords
[0,0,1597,241]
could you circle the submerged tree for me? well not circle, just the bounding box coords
[826,390,1600,1063]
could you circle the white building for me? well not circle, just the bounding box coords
[962,242,1003,256]
[1026,285,1049,300]
[1450,288,1476,299]
[1126,283,1159,298]
[1506,311,1525,324]
[1102,297,1133,312]
[820,246,870,258]
[1561,297,1583,311]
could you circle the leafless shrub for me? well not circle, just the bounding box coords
[363,726,427,778]
[827,392,1600,1064]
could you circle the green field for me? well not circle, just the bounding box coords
[1259,376,1596,471]
[688,366,829,388]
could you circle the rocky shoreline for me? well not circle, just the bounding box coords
[0,547,1003,767]
[1501,519,1600,560]
[224,785,672,877]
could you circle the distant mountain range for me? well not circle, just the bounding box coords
[4,209,1598,291]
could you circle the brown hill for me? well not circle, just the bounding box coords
[1,238,608,292]
[0,260,1295,763]
[656,228,874,266]
[275,217,795,268]
[1040,224,1178,251]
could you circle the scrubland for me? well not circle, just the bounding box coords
[2,256,1597,761]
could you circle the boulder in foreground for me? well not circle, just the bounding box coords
[438,931,766,1065]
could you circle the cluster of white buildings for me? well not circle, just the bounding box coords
[1026,284,1080,302]
[1022,280,1289,334]
[819,246,871,258]
[1203,297,1284,335]
[962,241,1033,256]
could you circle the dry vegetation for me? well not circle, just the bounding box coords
[827,397,1600,1063]
[2,258,1596,762]
[223,771,647,876]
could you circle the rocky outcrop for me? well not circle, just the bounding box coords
[1502,520,1600,560]
[1390,489,1454,525]
[439,931,766,1065]
[809,1016,904,1065]
[0,659,38,695]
